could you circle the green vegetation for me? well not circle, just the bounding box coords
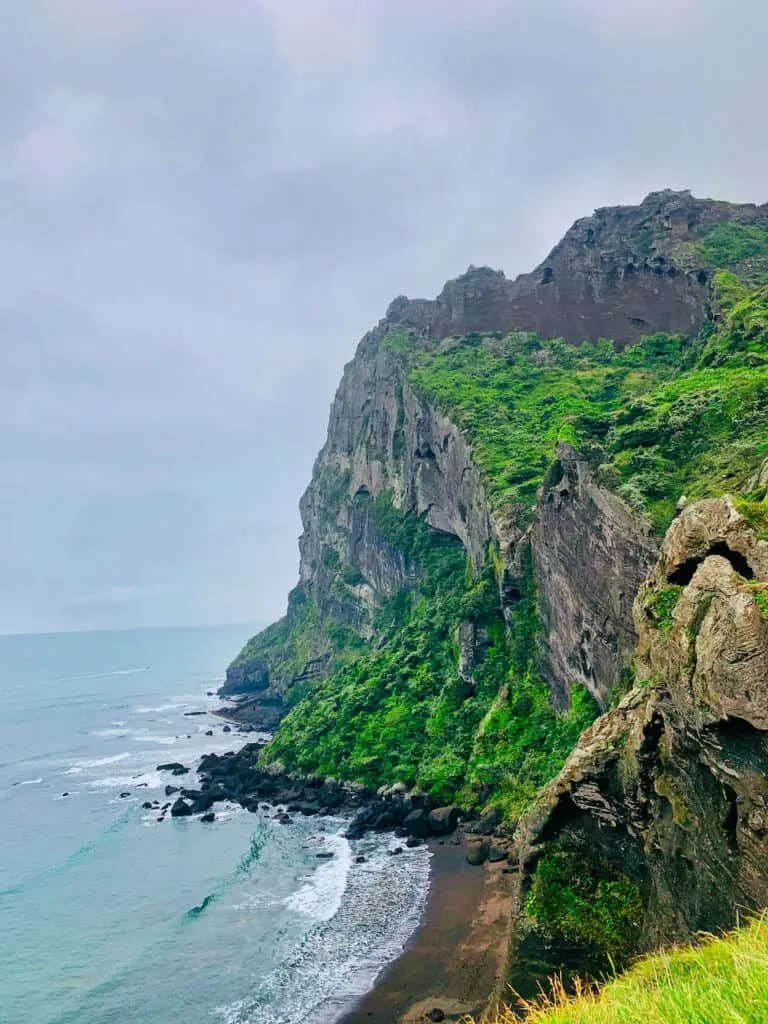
[408,296,768,531]
[700,276,768,367]
[489,914,768,1024]
[265,495,598,812]
[747,584,768,622]
[645,586,683,633]
[735,498,768,540]
[381,328,415,354]
[697,221,768,269]
[525,844,643,963]
[227,583,320,701]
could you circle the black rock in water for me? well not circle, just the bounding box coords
[170,798,192,817]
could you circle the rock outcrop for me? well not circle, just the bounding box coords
[376,190,768,349]
[512,497,768,985]
[531,443,659,707]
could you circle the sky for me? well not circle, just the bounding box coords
[1,0,767,634]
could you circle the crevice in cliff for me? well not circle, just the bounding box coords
[668,542,755,585]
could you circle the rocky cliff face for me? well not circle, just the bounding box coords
[379,190,768,348]
[512,497,768,986]
[531,443,659,707]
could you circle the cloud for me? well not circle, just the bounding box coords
[0,0,765,633]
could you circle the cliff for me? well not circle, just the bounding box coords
[512,496,768,988]
[225,186,766,808]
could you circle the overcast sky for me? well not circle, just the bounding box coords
[1,0,766,634]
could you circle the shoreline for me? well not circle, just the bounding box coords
[340,835,513,1024]
[196,711,515,1022]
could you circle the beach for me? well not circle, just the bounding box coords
[341,836,514,1024]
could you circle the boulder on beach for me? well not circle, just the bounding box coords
[427,805,458,835]
[373,811,396,831]
[467,807,500,836]
[403,808,430,838]
[466,841,490,866]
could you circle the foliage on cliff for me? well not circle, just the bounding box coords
[264,494,597,811]
[408,281,768,531]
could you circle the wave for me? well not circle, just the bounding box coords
[132,702,189,714]
[88,770,164,791]
[64,752,132,773]
[48,667,150,685]
[284,835,352,922]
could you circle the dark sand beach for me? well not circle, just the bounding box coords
[341,837,513,1024]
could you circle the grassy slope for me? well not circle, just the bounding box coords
[490,915,768,1024]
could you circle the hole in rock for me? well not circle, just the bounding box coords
[668,542,754,585]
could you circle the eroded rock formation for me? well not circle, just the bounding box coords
[513,497,768,985]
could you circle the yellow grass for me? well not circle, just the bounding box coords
[485,915,768,1024]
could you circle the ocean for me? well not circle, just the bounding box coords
[0,625,431,1024]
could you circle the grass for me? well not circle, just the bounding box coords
[487,914,768,1024]
[408,317,768,533]
[697,221,768,269]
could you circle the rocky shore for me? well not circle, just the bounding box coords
[151,739,519,869]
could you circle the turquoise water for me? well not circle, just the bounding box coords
[0,627,431,1024]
